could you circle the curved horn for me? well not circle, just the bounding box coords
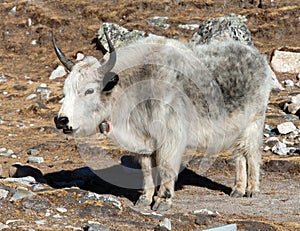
[99,30,116,73]
[52,32,75,71]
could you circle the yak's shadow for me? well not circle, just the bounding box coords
[13,156,232,203]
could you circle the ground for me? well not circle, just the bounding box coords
[0,0,300,230]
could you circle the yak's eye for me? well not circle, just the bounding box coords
[85,88,94,96]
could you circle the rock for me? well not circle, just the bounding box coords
[0,222,9,230]
[84,221,110,231]
[190,14,253,46]
[284,79,294,87]
[158,218,171,231]
[178,24,199,30]
[27,149,40,155]
[26,93,37,100]
[284,94,300,114]
[283,114,299,122]
[22,199,51,212]
[277,122,297,134]
[8,6,16,16]
[80,192,122,211]
[9,163,43,179]
[0,189,9,199]
[98,23,147,51]
[197,223,237,231]
[56,207,67,213]
[0,75,7,83]
[49,65,67,80]
[76,52,84,61]
[271,50,300,74]
[147,16,170,29]
[270,70,284,90]
[265,137,280,146]
[4,176,36,186]
[271,141,291,156]
[193,209,219,217]
[35,86,51,100]
[28,156,44,164]
[10,186,35,202]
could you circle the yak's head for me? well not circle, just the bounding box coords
[53,31,119,136]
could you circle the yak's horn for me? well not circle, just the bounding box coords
[99,29,116,73]
[52,32,75,71]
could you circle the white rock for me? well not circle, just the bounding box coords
[202,224,237,231]
[178,24,199,30]
[4,176,36,186]
[271,50,300,74]
[277,122,297,134]
[49,65,67,80]
[194,209,219,216]
[0,222,10,230]
[76,52,84,61]
[271,141,288,155]
[0,189,9,199]
[159,218,171,231]
[0,148,7,153]
[56,207,67,213]
[28,156,44,164]
[284,79,294,87]
[31,40,37,45]
[10,186,35,202]
[8,6,16,16]
[270,69,284,90]
[53,214,62,219]
[40,83,47,88]
[27,18,32,27]
[263,146,271,151]
[26,93,37,100]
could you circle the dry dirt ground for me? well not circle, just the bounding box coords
[0,0,300,230]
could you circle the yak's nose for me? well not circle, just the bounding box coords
[54,116,69,129]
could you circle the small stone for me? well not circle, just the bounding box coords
[0,189,9,199]
[26,93,37,100]
[158,218,171,231]
[8,6,16,16]
[27,149,39,155]
[35,86,51,100]
[0,75,8,83]
[271,141,289,155]
[76,52,84,61]
[177,24,199,30]
[28,156,44,164]
[31,40,37,45]
[4,176,36,186]
[147,16,170,29]
[35,220,46,225]
[49,65,67,80]
[56,207,67,213]
[194,209,219,216]
[284,79,294,87]
[263,146,271,151]
[277,122,297,134]
[84,221,110,231]
[53,214,62,219]
[0,147,7,153]
[0,222,10,230]
[196,224,237,231]
[10,186,35,202]
[271,50,300,74]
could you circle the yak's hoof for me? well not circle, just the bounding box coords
[152,196,172,211]
[230,190,244,198]
[245,190,259,198]
[135,195,152,207]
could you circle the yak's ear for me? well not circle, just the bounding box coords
[102,72,119,92]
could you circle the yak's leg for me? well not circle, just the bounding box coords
[231,154,247,197]
[135,154,155,207]
[245,150,261,197]
[152,141,185,211]
[231,117,263,197]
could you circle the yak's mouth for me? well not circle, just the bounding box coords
[63,126,73,134]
